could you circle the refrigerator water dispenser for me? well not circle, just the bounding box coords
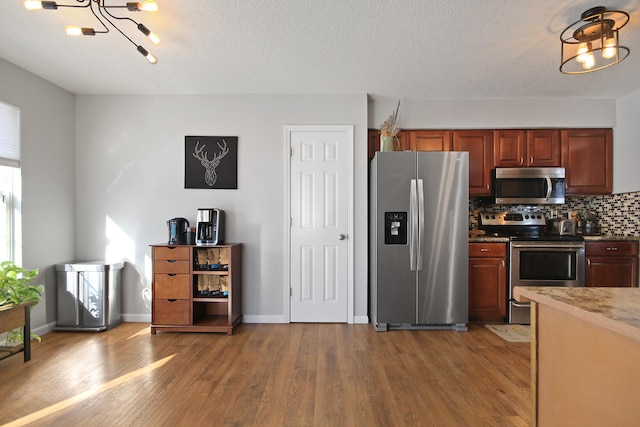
[384,212,407,245]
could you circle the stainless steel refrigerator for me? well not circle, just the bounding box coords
[370,151,469,331]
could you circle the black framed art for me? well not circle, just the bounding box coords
[185,136,238,189]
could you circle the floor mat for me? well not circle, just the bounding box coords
[485,324,531,342]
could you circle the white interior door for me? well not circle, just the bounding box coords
[286,125,353,323]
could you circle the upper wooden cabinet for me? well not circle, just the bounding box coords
[408,130,452,151]
[453,130,493,196]
[561,128,613,195]
[493,129,560,167]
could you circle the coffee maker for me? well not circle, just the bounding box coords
[167,218,189,245]
[196,208,225,245]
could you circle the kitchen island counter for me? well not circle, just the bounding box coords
[514,286,640,426]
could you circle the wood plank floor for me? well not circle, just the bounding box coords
[0,323,531,426]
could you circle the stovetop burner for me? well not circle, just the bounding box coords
[478,210,584,242]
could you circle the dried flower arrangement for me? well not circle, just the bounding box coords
[379,100,401,137]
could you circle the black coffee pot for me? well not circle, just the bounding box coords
[167,218,189,244]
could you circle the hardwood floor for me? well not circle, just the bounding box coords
[0,323,531,426]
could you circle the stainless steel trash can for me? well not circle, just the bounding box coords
[55,261,124,331]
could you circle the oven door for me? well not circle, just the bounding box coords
[509,240,585,324]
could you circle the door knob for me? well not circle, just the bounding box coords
[338,234,347,240]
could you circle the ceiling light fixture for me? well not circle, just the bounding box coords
[24,0,160,64]
[560,6,629,74]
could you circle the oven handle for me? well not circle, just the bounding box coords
[510,242,585,249]
[545,175,552,201]
[511,302,530,308]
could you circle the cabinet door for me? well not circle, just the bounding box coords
[586,257,638,287]
[493,130,526,167]
[409,130,452,151]
[453,130,493,196]
[527,129,560,167]
[468,257,507,319]
[561,129,613,195]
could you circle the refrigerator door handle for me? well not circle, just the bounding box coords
[417,179,424,271]
[410,179,418,271]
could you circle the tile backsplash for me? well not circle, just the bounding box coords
[470,191,640,236]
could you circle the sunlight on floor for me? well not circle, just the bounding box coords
[127,326,151,340]
[1,354,176,427]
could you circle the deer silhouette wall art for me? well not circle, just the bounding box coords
[193,139,229,186]
[185,136,238,189]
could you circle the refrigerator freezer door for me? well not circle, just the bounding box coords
[371,152,417,325]
[416,152,469,326]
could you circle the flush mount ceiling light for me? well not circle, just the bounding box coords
[24,0,160,64]
[560,6,630,74]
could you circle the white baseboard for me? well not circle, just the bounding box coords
[32,321,56,337]
[242,314,289,324]
[353,315,369,324]
[122,313,151,323]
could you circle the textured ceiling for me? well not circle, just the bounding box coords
[1,0,639,99]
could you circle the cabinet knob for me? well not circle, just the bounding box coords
[529,156,534,165]
[480,248,491,252]
[519,156,524,165]
[606,247,618,251]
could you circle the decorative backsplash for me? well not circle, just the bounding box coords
[470,191,640,236]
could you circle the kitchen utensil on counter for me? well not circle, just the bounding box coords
[167,217,189,244]
[579,210,599,235]
[196,208,225,245]
[547,218,576,236]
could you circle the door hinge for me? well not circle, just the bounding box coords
[290,287,292,296]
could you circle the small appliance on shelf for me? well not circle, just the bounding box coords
[196,208,225,245]
[167,217,189,245]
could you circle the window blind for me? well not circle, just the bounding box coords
[0,101,20,168]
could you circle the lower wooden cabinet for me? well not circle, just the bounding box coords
[151,243,243,335]
[585,241,639,287]
[469,243,507,321]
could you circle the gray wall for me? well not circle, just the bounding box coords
[615,89,640,194]
[74,94,369,324]
[0,58,76,330]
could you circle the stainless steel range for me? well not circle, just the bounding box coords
[479,210,585,324]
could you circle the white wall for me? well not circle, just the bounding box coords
[369,97,617,129]
[0,58,76,331]
[615,90,640,194]
[75,94,369,323]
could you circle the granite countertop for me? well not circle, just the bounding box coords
[582,234,640,242]
[468,232,639,243]
[468,235,510,243]
[514,287,640,342]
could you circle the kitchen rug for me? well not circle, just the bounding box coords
[485,324,531,342]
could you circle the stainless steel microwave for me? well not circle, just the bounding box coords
[493,167,565,204]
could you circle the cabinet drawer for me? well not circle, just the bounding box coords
[154,260,190,274]
[586,241,638,256]
[154,274,190,299]
[154,246,190,261]
[154,299,190,325]
[469,243,507,257]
